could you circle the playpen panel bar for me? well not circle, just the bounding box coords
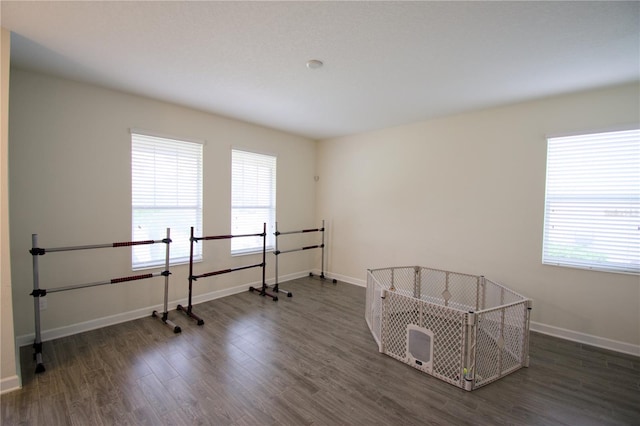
[193,262,263,280]
[475,299,530,314]
[37,239,162,253]
[195,232,264,241]
[46,272,162,294]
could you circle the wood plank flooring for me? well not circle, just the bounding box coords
[2,276,639,425]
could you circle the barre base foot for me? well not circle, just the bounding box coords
[33,342,45,373]
[271,285,292,298]
[176,304,205,326]
[34,353,45,374]
[152,310,183,333]
[310,272,338,284]
[249,286,278,301]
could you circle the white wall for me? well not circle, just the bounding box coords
[7,67,639,359]
[9,69,318,340]
[1,28,20,393]
[317,82,640,353]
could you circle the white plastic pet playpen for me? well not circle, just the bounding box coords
[366,266,532,391]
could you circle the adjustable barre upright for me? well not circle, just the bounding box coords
[29,228,178,374]
[178,222,276,325]
[273,219,337,296]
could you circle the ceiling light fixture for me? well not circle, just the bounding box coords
[306,59,323,69]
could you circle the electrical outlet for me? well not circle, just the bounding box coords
[39,298,47,310]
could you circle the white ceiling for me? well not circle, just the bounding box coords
[2,1,639,140]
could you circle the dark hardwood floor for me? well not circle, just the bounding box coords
[2,276,639,425]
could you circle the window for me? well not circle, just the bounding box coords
[231,149,276,255]
[542,129,640,274]
[131,131,203,269]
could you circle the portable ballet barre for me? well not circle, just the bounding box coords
[177,223,276,325]
[272,219,337,296]
[29,229,179,374]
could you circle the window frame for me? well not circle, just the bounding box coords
[542,128,640,275]
[131,129,204,270]
[230,148,277,256]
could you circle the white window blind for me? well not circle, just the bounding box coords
[542,129,640,274]
[131,132,203,269]
[231,149,276,255]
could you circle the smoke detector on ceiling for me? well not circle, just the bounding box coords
[306,59,323,69]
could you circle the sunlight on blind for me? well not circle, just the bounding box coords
[132,132,203,269]
[542,129,640,274]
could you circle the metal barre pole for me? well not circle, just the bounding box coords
[274,222,279,287]
[270,221,290,297]
[275,219,334,284]
[36,239,161,254]
[163,228,170,314]
[261,222,266,290]
[188,226,194,309]
[29,231,173,373]
[152,227,181,333]
[249,222,277,301]
[276,244,323,255]
[192,262,263,280]
[312,219,335,284]
[321,219,325,278]
[177,226,204,325]
[276,228,321,236]
[45,272,162,294]
[31,234,45,373]
[196,232,264,241]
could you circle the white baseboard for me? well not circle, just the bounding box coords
[530,321,640,357]
[16,270,309,348]
[0,375,20,394]
[15,270,638,359]
[311,269,365,287]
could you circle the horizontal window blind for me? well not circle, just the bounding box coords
[542,129,640,274]
[231,149,276,255]
[132,132,203,269]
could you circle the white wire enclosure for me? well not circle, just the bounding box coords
[366,266,532,391]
